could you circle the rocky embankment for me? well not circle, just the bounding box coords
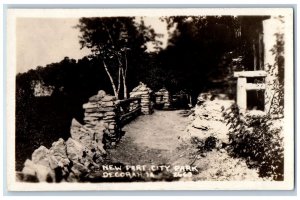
[177,93,265,181]
[17,90,117,182]
[182,93,234,145]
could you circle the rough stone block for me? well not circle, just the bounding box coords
[32,146,50,167]
[101,95,117,102]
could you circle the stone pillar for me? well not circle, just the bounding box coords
[155,88,171,109]
[130,82,153,115]
[82,90,120,147]
[163,90,170,109]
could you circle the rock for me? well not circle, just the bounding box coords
[108,123,116,129]
[66,172,77,182]
[103,115,115,120]
[70,119,94,146]
[93,126,106,154]
[16,171,39,182]
[22,159,36,176]
[130,91,149,97]
[100,101,115,107]
[31,146,50,167]
[89,95,102,102]
[84,108,100,113]
[213,93,229,100]
[70,162,89,177]
[101,95,117,102]
[50,138,67,158]
[22,159,55,182]
[197,92,213,103]
[97,90,106,98]
[71,118,82,128]
[83,102,98,109]
[84,116,99,121]
[48,138,70,170]
[105,111,116,116]
[84,113,104,117]
[98,107,115,112]
[192,117,209,130]
[66,138,85,163]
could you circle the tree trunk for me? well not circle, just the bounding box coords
[123,52,128,99]
[121,68,128,99]
[117,67,121,98]
[102,60,118,98]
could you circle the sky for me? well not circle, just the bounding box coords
[16,17,169,74]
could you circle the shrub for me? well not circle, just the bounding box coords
[191,136,218,153]
[223,104,284,180]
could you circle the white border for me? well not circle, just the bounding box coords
[6,8,294,191]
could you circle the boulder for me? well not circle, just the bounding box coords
[22,159,36,176]
[48,138,70,170]
[70,162,89,177]
[31,146,50,167]
[50,138,67,158]
[70,119,94,146]
[97,90,106,98]
[66,138,85,163]
[16,171,39,182]
[22,159,55,182]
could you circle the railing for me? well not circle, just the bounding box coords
[116,97,141,126]
[234,70,267,112]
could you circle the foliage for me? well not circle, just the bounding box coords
[76,17,158,99]
[191,136,218,153]
[15,56,112,170]
[223,104,284,180]
[265,16,285,117]
[156,16,240,102]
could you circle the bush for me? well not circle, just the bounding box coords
[191,136,218,153]
[223,104,284,180]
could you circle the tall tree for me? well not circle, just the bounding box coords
[76,17,157,99]
[158,16,240,101]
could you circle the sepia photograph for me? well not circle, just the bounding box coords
[6,8,294,191]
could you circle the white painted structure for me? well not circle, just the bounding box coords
[234,16,284,115]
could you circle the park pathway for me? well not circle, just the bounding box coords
[106,110,191,168]
[90,107,265,182]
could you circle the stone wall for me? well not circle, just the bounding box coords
[18,119,106,182]
[18,84,155,182]
[130,82,153,114]
[155,88,171,109]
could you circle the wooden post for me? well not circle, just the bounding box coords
[237,77,247,112]
[234,70,267,114]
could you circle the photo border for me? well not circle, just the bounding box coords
[4,5,296,195]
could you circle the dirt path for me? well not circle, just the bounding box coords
[89,108,264,182]
[106,110,190,167]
